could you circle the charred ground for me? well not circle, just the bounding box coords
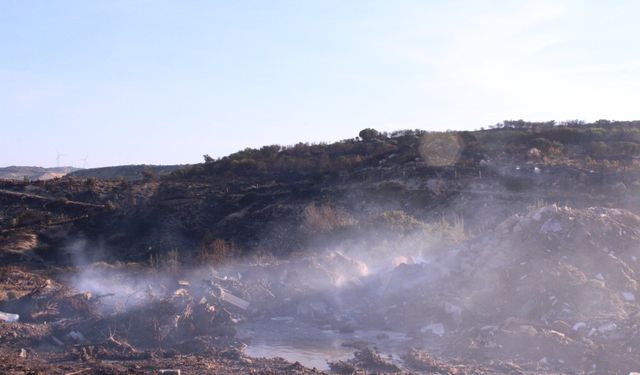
[2,121,640,374]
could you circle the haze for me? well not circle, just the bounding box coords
[1,0,640,167]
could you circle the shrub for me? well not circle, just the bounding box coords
[302,204,356,234]
[142,166,157,182]
[85,177,97,189]
[198,239,235,265]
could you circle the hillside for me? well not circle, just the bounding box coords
[2,120,640,262]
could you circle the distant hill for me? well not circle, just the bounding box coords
[68,164,185,181]
[0,166,80,181]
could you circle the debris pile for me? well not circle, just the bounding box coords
[0,268,250,362]
[342,205,640,373]
[3,205,640,373]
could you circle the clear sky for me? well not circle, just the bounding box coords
[1,1,640,167]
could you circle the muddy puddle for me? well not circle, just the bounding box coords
[239,317,432,370]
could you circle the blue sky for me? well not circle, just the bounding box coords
[1,1,640,167]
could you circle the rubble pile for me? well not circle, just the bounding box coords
[0,268,249,364]
[343,205,640,373]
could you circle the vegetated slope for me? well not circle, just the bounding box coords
[1,120,640,264]
[68,164,184,181]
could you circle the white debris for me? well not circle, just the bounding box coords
[174,288,189,297]
[595,273,604,280]
[622,292,636,302]
[220,288,250,310]
[0,311,19,323]
[421,323,445,337]
[598,322,617,333]
[572,322,587,331]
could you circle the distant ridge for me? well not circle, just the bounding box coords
[0,166,81,181]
